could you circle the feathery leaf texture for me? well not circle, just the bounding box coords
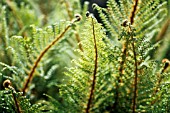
[57,0,170,112]
[0,0,170,113]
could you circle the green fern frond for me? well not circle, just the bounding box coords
[58,15,115,112]
[0,79,46,113]
[94,0,168,41]
[0,0,170,113]
[9,17,81,95]
[56,1,170,113]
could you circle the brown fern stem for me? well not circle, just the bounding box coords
[132,41,138,113]
[64,1,83,52]
[64,0,73,21]
[130,0,139,24]
[156,19,170,42]
[12,91,22,113]
[86,17,98,113]
[130,1,139,112]
[22,25,71,95]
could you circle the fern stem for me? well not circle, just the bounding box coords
[22,24,71,95]
[156,18,170,42]
[130,0,139,111]
[86,17,98,113]
[132,38,138,113]
[12,90,22,113]
[75,31,84,52]
[64,0,73,21]
[130,0,139,24]
[64,1,83,52]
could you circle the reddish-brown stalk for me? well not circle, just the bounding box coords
[85,17,98,113]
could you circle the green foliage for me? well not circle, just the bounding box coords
[0,0,170,113]
[0,87,47,113]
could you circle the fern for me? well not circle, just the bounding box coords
[55,13,114,112]
[56,0,170,112]
[0,79,46,113]
[0,0,170,113]
[1,0,84,112]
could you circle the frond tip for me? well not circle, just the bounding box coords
[3,79,12,88]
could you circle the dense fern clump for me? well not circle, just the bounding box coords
[55,0,170,112]
[0,0,170,113]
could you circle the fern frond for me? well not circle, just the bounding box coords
[96,0,168,42]
[0,0,170,112]
[0,79,45,113]
[20,16,81,95]
[58,14,117,112]
[22,20,72,95]
[85,15,98,113]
